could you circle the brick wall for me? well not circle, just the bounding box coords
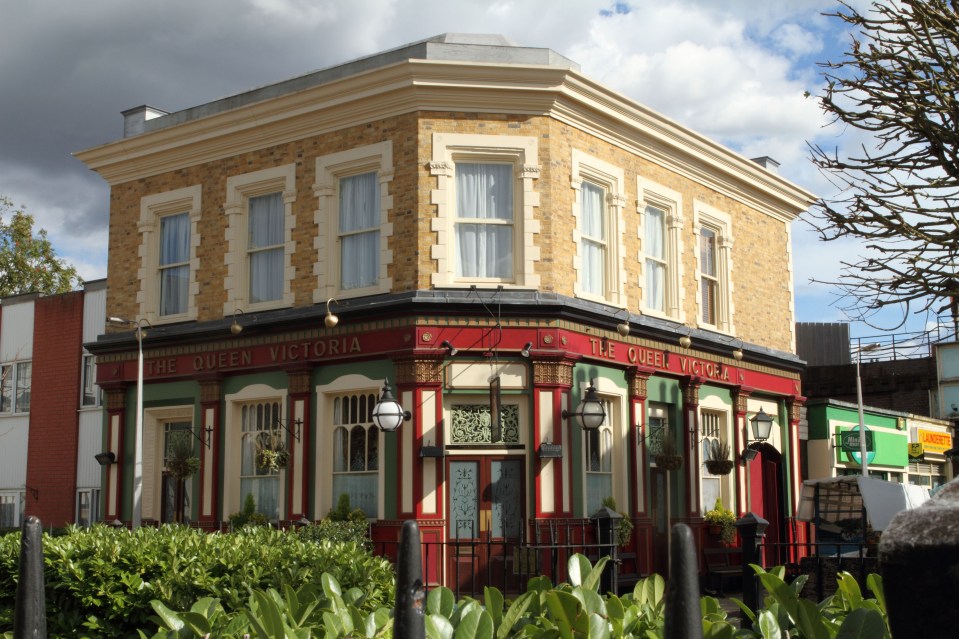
[803,358,937,417]
[106,110,797,353]
[25,291,84,526]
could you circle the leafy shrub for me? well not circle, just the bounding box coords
[298,493,370,545]
[0,524,394,638]
[143,575,392,638]
[227,493,269,529]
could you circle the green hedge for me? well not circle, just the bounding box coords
[0,524,395,638]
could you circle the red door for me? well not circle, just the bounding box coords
[748,445,784,565]
[448,457,524,594]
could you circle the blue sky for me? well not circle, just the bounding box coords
[2,0,928,337]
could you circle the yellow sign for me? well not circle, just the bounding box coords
[908,443,924,459]
[917,429,952,454]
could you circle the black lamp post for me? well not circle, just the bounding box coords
[563,380,606,431]
[372,380,411,432]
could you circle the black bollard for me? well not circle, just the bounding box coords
[663,523,703,639]
[734,512,768,630]
[394,520,425,639]
[14,515,46,639]
[589,506,622,594]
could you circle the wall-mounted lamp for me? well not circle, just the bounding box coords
[230,309,244,335]
[741,407,774,462]
[616,308,630,337]
[678,325,692,348]
[520,342,533,358]
[372,379,411,432]
[324,298,339,328]
[95,451,116,466]
[441,340,458,357]
[732,338,744,361]
[562,380,606,431]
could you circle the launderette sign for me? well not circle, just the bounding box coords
[917,429,952,454]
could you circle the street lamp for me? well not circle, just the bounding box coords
[107,316,152,529]
[742,407,774,462]
[856,342,882,476]
[563,379,606,431]
[372,380,411,432]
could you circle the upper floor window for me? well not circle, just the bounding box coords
[81,353,100,407]
[1,361,31,414]
[138,185,201,324]
[332,392,378,518]
[339,173,379,290]
[571,150,625,304]
[700,227,719,324]
[224,164,295,315]
[456,163,514,280]
[694,201,733,333]
[247,192,284,304]
[580,182,607,296]
[159,212,190,316]
[638,178,683,320]
[430,133,541,290]
[314,142,394,302]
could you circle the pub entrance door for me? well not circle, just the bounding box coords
[447,456,524,593]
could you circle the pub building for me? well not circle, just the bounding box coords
[79,34,814,586]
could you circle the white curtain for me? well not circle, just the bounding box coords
[248,193,284,303]
[700,228,718,322]
[159,213,190,315]
[339,172,379,290]
[455,163,513,278]
[581,182,605,295]
[645,205,666,311]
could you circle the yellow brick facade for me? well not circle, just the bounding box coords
[105,110,798,352]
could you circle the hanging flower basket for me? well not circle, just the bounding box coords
[255,430,289,472]
[256,448,289,472]
[654,454,683,470]
[705,459,735,475]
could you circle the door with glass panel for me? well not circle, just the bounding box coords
[448,457,524,593]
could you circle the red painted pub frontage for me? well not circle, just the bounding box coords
[92,293,805,588]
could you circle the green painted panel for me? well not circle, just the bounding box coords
[222,371,287,395]
[699,385,731,404]
[833,425,908,467]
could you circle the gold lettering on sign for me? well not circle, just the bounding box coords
[678,356,730,381]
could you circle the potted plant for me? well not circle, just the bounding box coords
[165,430,200,523]
[601,496,634,547]
[705,439,734,475]
[653,431,683,470]
[704,497,736,544]
[255,430,289,472]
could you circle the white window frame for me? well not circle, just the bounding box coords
[699,401,733,513]
[315,374,383,518]
[81,352,101,408]
[571,150,626,305]
[330,390,380,518]
[223,385,288,521]
[430,133,541,289]
[693,201,734,334]
[224,165,296,315]
[637,177,684,320]
[141,405,194,522]
[314,142,394,301]
[75,488,101,526]
[137,185,201,325]
[578,379,627,516]
[0,491,25,528]
[0,361,31,414]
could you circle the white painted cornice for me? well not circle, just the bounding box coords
[74,58,815,219]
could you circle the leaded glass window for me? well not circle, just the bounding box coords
[332,392,378,517]
[450,404,520,444]
[240,401,281,519]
